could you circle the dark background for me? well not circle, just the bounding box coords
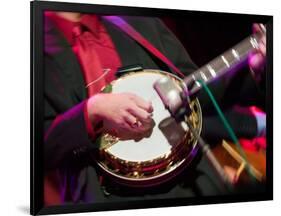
[162,16,253,67]
[161,15,266,109]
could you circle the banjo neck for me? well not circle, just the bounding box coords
[184,29,265,96]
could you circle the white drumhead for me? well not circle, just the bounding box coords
[107,71,188,162]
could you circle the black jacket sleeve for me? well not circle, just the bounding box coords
[44,53,94,170]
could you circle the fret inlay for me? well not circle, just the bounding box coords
[221,55,230,68]
[183,31,264,96]
[200,71,208,81]
[232,49,240,60]
[207,64,216,77]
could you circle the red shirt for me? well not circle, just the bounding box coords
[45,12,122,139]
[45,12,121,82]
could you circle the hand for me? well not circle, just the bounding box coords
[87,93,154,140]
[106,118,156,141]
[248,23,266,81]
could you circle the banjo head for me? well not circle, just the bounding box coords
[96,69,202,187]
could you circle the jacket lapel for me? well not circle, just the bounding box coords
[44,16,87,103]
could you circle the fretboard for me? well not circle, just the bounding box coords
[184,31,264,95]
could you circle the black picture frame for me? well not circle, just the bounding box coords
[31,0,273,215]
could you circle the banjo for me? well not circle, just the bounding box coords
[95,27,265,187]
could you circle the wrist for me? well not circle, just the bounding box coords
[87,94,104,123]
[86,94,105,137]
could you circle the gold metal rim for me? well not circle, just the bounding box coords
[96,69,202,183]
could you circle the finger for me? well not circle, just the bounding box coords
[130,95,154,113]
[137,100,153,113]
[128,105,152,123]
[118,121,134,130]
[123,113,138,128]
[261,35,266,45]
[253,23,265,34]
[253,23,260,33]
[258,43,266,57]
[122,113,148,132]
[118,127,146,140]
[249,53,265,70]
